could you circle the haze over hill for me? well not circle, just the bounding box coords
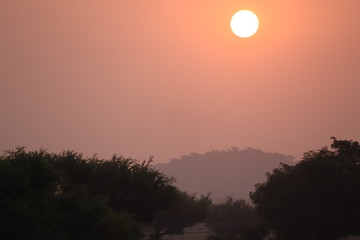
[156,148,295,202]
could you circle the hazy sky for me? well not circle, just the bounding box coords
[1,0,359,163]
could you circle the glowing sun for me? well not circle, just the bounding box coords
[230,10,259,38]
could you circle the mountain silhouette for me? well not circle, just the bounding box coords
[156,147,295,202]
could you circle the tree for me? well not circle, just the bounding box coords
[0,148,60,239]
[205,197,266,240]
[250,138,360,240]
[0,147,177,240]
[52,153,177,224]
[149,191,211,240]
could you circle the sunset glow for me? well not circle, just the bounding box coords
[1,2,360,237]
[0,0,360,163]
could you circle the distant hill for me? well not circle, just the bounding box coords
[156,147,295,202]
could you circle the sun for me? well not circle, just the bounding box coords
[230,10,259,38]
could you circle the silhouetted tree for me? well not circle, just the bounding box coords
[149,191,211,240]
[250,138,360,240]
[0,147,177,240]
[52,153,177,224]
[205,197,266,240]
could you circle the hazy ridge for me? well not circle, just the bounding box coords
[156,147,295,202]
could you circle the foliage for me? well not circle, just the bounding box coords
[0,147,177,240]
[149,191,211,240]
[205,197,266,240]
[250,137,360,240]
[206,234,243,240]
[52,153,177,223]
[0,148,59,239]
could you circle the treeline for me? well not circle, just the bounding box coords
[206,138,360,240]
[0,148,212,240]
[1,137,360,240]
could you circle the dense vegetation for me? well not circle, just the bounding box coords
[0,148,208,240]
[206,197,266,240]
[1,137,359,240]
[251,138,360,240]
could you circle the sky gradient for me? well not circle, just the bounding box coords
[1,0,359,162]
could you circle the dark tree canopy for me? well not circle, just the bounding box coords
[205,197,266,240]
[52,153,177,223]
[0,147,177,240]
[149,191,211,240]
[250,138,360,240]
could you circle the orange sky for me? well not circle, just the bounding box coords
[1,0,359,162]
